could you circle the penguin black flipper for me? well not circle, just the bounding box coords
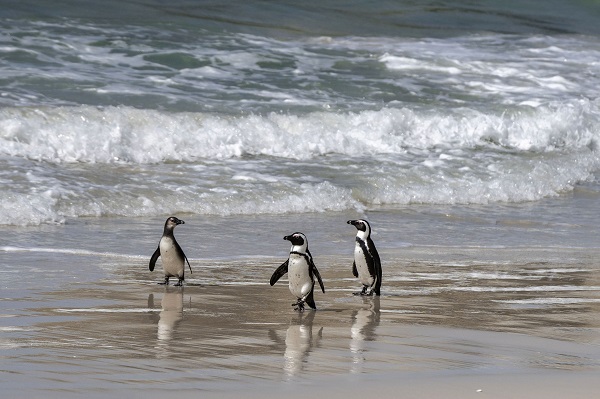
[352,261,358,278]
[358,238,377,281]
[174,240,193,274]
[312,264,325,294]
[149,246,160,272]
[270,260,289,286]
[306,249,325,293]
[368,237,382,296]
[304,283,317,310]
[185,255,192,274]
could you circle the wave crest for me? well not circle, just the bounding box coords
[1,100,598,163]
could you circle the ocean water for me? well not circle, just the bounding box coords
[2,2,600,397]
[2,0,600,231]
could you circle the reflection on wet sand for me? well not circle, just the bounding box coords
[350,297,380,373]
[270,311,323,378]
[148,287,184,355]
[2,247,600,397]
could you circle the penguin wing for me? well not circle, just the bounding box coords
[357,238,378,279]
[149,246,160,271]
[306,250,325,293]
[352,261,358,278]
[304,284,317,309]
[174,241,193,274]
[312,264,325,293]
[368,238,382,295]
[270,260,289,286]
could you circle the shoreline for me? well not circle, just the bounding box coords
[1,215,599,398]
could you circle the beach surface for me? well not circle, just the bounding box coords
[2,211,600,398]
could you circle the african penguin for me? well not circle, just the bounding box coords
[270,232,325,311]
[347,219,382,296]
[149,216,192,286]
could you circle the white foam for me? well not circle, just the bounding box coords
[452,285,600,293]
[1,99,600,224]
[56,308,156,313]
[497,298,600,306]
[1,101,598,163]
[0,246,144,259]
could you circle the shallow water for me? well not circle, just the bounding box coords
[1,210,600,397]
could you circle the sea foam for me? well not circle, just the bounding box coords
[1,100,599,225]
[1,100,598,163]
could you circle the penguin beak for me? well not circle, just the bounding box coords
[347,220,356,226]
[283,235,291,241]
[177,219,185,225]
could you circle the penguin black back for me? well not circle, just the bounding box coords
[149,216,192,286]
[347,219,382,296]
[270,232,325,311]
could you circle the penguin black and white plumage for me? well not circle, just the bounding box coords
[270,232,325,311]
[149,216,192,286]
[347,219,382,296]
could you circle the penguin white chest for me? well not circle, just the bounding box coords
[354,242,374,286]
[288,255,312,299]
[160,237,184,277]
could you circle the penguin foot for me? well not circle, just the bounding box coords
[158,277,170,285]
[354,286,369,296]
[174,281,183,287]
[292,300,305,312]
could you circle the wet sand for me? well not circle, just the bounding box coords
[2,242,600,398]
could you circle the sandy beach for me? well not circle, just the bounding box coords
[2,215,599,398]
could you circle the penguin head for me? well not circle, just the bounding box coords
[164,216,185,231]
[347,219,371,237]
[284,232,308,251]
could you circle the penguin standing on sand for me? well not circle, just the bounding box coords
[347,219,382,296]
[149,216,192,286]
[270,232,325,311]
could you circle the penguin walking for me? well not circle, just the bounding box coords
[347,219,382,296]
[149,216,192,286]
[270,232,325,311]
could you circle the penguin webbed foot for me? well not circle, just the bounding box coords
[174,279,184,287]
[158,278,169,286]
[292,300,306,312]
[354,286,370,296]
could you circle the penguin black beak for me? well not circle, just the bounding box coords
[177,219,185,225]
[347,220,356,225]
[283,235,291,241]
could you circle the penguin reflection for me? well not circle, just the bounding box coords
[350,297,380,373]
[148,287,184,351]
[270,312,323,378]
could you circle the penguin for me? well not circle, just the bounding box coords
[347,219,382,296]
[270,232,325,311]
[149,216,192,286]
